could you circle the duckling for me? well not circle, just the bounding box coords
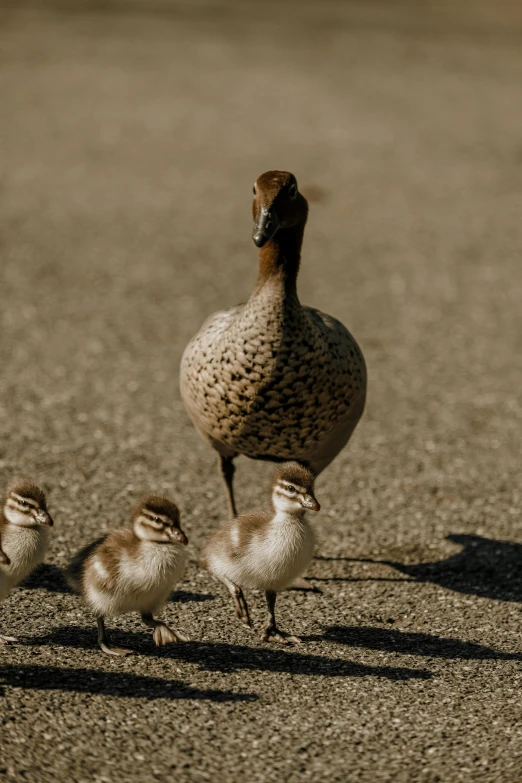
[180,170,366,516]
[202,463,320,644]
[0,481,54,643]
[65,495,189,656]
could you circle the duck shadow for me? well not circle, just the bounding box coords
[308,625,522,661]
[21,563,213,603]
[22,563,71,593]
[0,663,255,702]
[29,626,432,681]
[316,534,522,603]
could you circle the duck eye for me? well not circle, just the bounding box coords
[20,500,28,507]
[287,485,296,493]
[288,184,297,199]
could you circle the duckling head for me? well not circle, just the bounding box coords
[133,495,188,545]
[271,463,320,515]
[252,170,308,248]
[3,481,54,528]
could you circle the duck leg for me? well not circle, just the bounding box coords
[219,575,252,629]
[261,590,301,645]
[141,612,189,645]
[219,454,237,517]
[97,617,133,656]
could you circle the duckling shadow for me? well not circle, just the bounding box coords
[329,535,522,603]
[22,563,71,593]
[0,664,256,703]
[308,626,522,661]
[162,640,432,681]
[169,591,214,603]
[33,626,432,681]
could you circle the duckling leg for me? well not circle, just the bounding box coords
[141,612,189,645]
[219,455,237,517]
[220,576,252,629]
[261,591,301,645]
[97,617,134,657]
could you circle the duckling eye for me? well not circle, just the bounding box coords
[287,485,296,493]
[288,184,297,200]
[19,500,28,507]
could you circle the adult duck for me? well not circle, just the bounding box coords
[180,170,366,515]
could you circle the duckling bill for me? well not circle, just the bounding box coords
[202,463,320,644]
[0,481,54,644]
[66,495,189,656]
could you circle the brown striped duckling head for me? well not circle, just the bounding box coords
[3,481,54,528]
[133,496,188,546]
[271,463,320,516]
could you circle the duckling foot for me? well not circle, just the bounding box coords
[153,623,189,646]
[0,634,18,644]
[97,617,134,657]
[220,577,252,629]
[261,625,301,645]
[141,613,188,645]
[98,640,134,657]
[235,590,253,630]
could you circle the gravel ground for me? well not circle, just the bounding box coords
[1,2,522,781]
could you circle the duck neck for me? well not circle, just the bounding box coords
[271,498,306,523]
[252,223,305,304]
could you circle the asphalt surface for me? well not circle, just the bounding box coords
[1,2,522,781]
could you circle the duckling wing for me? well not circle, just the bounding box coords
[228,511,272,558]
[65,536,106,593]
[203,510,271,565]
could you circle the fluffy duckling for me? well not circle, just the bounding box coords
[180,170,366,516]
[0,481,54,643]
[66,495,189,656]
[202,463,320,644]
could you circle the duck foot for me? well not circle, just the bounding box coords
[153,623,189,646]
[141,613,189,645]
[235,590,253,629]
[261,625,301,645]
[220,576,252,629]
[97,617,134,657]
[98,640,134,657]
[0,635,18,644]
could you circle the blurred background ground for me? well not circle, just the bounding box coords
[1,1,522,781]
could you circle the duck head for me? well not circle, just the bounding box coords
[252,171,308,248]
[271,463,320,516]
[133,495,188,546]
[3,481,54,528]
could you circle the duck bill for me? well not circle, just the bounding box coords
[34,510,54,526]
[252,207,280,247]
[302,495,321,512]
[167,528,188,546]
